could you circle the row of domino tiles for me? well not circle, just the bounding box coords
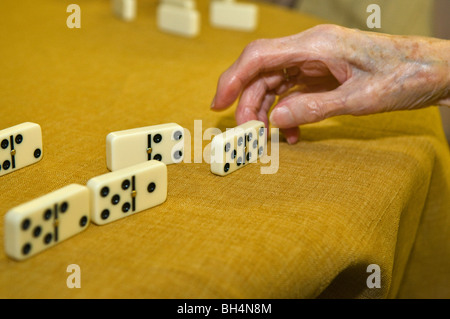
[113,0,259,37]
[2,120,266,260]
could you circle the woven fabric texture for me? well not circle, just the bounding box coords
[0,0,449,298]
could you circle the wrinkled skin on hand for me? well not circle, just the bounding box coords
[210,25,450,144]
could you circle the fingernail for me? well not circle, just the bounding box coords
[269,105,296,127]
[286,135,298,145]
[210,96,216,109]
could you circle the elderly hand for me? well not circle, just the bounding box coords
[210,25,450,144]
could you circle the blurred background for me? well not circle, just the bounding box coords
[261,0,450,144]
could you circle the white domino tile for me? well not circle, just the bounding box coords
[4,184,90,261]
[87,160,167,225]
[210,120,266,176]
[112,0,136,21]
[210,0,258,32]
[157,0,200,38]
[161,0,196,9]
[106,123,184,171]
[0,122,43,177]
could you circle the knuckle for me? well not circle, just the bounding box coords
[243,39,268,63]
[303,99,327,123]
[306,24,347,46]
[217,70,227,84]
[244,38,265,52]
[312,24,341,35]
[216,70,231,92]
[300,24,346,55]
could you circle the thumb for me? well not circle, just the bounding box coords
[269,90,348,128]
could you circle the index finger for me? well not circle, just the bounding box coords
[210,35,309,111]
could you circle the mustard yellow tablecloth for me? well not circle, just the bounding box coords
[0,0,449,299]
